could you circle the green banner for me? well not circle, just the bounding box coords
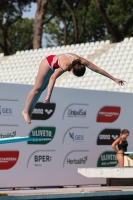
[97,151,118,167]
[27,127,56,145]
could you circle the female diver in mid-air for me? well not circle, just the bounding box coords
[22,53,125,124]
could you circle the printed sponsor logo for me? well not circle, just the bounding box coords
[63,103,89,119]
[27,150,55,168]
[97,151,118,167]
[31,102,56,120]
[45,109,53,115]
[67,109,86,117]
[63,127,89,143]
[69,132,84,142]
[63,150,89,167]
[0,131,16,138]
[0,151,19,170]
[97,106,121,123]
[27,127,56,145]
[67,156,87,164]
[0,106,13,116]
[97,129,121,145]
[34,155,52,167]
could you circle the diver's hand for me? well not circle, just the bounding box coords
[114,78,126,86]
[43,96,50,103]
[117,150,124,154]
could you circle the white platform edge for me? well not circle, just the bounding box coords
[78,168,133,178]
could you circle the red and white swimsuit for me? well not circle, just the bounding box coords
[46,53,77,71]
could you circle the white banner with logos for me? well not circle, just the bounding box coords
[0,82,133,187]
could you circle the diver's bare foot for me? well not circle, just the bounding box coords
[22,110,31,124]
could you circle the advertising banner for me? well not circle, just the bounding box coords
[0,83,132,187]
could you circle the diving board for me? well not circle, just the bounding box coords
[124,152,133,155]
[78,168,133,178]
[0,136,52,144]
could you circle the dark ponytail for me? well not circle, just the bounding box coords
[68,59,86,77]
[68,59,82,71]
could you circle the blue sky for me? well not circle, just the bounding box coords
[22,3,36,19]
